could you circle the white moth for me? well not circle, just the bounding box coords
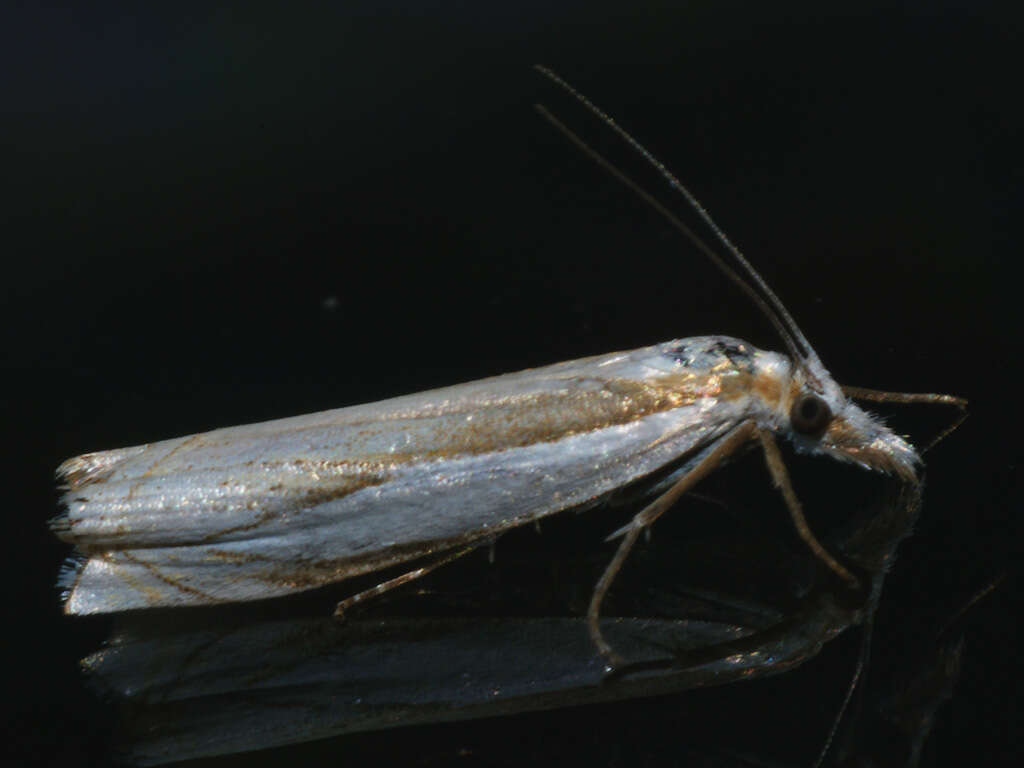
[53,68,962,666]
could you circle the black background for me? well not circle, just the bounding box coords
[4,3,1019,766]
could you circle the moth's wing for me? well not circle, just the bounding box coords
[55,340,752,614]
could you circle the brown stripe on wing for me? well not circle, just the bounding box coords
[255,369,759,471]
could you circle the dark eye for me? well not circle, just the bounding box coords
[790,393,832,436]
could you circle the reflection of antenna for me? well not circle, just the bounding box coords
[937,572,1006,642]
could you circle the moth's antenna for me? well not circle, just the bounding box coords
[534,104,801,361]
[533,65,821,370]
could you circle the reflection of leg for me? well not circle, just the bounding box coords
[334,546,475,619]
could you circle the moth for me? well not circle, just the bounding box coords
[53,67,963,667]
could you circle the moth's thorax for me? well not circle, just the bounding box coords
[659,336,792,417]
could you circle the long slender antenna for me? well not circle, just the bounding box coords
[533,65,821,369]
[534,104,801,360]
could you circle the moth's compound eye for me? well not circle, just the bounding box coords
[790,393,832,437]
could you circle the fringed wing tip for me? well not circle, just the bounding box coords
[55,452,106,490]
[55,444,145,490]
[49,510,72,536]
[57,556,85,606]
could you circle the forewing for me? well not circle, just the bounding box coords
[56,340,752,613]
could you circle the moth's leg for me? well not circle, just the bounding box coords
[334,546,475,620]
[588,421,757,669]
[756,429,860,590]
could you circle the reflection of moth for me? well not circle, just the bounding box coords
[54,68,963,672]
[84,482,936,765]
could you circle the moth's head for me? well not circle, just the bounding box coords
[784,360,920,482]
